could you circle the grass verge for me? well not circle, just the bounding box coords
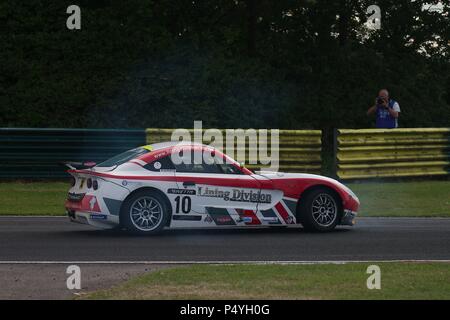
[80,262,450,300]
[0,180,448,216]
[347,180,450,217]
[0,182,67,216]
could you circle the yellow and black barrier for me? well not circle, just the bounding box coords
[146,128,322,174]
[335,128,450,179]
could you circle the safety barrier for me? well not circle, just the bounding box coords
[335,128,450,179]
[2,127,449,179]
[0,128,146,178]
[146,128,323,173]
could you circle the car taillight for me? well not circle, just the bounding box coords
[87,178,92,189]
[70,177,76,187]
[93,180,98,190]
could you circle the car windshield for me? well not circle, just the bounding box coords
[96,147,150,168]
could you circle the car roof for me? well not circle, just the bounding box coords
[147,141,209,151]
[136,141,231,165]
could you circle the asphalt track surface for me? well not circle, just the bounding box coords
[1,216,449,262]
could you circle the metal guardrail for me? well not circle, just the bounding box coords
[335,128,450,179]
[146,128,322,173]
[0,128,146,178]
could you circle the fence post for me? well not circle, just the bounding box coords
[332,128,339,179]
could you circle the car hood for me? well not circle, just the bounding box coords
[255,171,335,182]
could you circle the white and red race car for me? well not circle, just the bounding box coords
[65,142,359,234]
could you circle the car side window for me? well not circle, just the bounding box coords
[144,156,175,172]
[173,151,222,174]
[217,162,243,175]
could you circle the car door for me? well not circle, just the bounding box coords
[173,148,263,226]
[250,174,288,225]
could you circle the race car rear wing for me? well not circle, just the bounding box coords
[60,161,97,170]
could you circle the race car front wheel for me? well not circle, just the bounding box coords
[121,190,170,235]
[298,187,341,232]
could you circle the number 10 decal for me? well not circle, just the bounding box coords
[175,196,191,214]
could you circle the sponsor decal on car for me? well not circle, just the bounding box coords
[237,216,253,223]
[206,207,236,225]
[197,186,271,203]
[262,217,279,222]
[153,150,168,159]
[172,215,202,221]
[168,188,196,195]
[153,161,162,169]
[216,216,232,223]
[259,208,281,224]
[90,214,107,220]
[235,209,261,225]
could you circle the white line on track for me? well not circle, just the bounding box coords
[0,260,449,265]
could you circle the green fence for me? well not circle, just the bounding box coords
[335,128,450,179]
[0,128,146,178]
[2,127,449,180]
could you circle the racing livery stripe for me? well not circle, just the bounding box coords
[65,195,101,213]
[283,198,298,217]
[259,208,281,224]
[67,170,275,190]
[275,202,293,224]
[283,196,298,202]
[206,207,236,225]
[243,209,261,225]
[103,198,122,216]
[234,209,261,225]
[280,200,296,224]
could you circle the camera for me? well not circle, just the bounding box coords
[377,97,385,104]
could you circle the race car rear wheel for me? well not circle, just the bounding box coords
[121,190,170,235]
[298,187,341,232]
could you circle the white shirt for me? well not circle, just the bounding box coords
[392,102,401,128]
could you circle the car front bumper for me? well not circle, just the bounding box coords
[340,209,357,226]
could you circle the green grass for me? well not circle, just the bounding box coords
[81,262,450,300]
[0,181,68,215]
[347,180,450,217]
[0,180,448,216]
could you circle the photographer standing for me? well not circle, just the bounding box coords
[367,89,401,128]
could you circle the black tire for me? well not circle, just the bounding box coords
[298,187,342,232]
[120,190,170,235]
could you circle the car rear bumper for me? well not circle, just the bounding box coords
[66,209,119,229]
[65,196,119,229]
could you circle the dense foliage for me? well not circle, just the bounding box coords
[1,0,449,129]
